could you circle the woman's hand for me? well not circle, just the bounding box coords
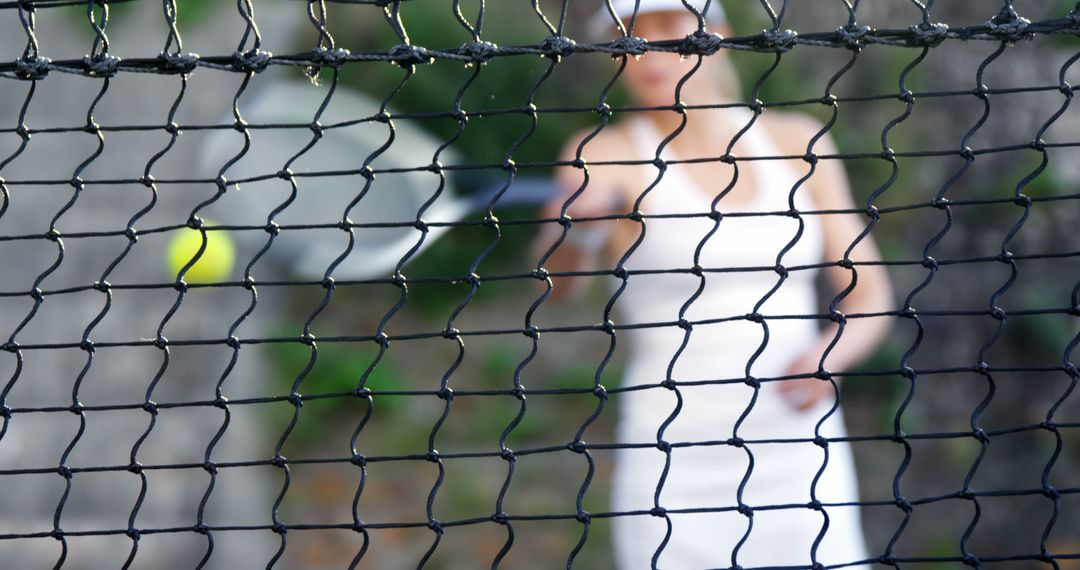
[776,349,836,412]
[529,129,631,301]
[761,113,896,413]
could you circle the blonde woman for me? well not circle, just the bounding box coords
[530,1,893,567]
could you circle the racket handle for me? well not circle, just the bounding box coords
[463,177,559,212]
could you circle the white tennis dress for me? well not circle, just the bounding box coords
[608,110,872,569]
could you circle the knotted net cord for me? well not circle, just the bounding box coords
[0,0,1078,568]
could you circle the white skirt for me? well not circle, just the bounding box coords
[610,323,872,569]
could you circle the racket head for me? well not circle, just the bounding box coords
[199,81,465,280]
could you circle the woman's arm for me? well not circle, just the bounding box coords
[528,131,625,301]
[774,115,896,410]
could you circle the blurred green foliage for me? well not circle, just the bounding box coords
[264,324,404,449]
[325,3,631,168]
[69,0,220,40]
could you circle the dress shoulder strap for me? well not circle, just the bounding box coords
[627,115,664,161]
[726,107,775,160]
[726,108,817,210]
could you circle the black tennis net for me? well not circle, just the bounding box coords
[1,0,1079,568]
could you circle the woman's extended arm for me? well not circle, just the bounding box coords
[528,132,625,301]
[775,115,896,411]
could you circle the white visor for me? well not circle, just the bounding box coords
[588,0,726,38]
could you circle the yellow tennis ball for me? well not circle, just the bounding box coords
[166,221,236,284]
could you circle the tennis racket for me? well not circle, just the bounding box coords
[198,80,555,280]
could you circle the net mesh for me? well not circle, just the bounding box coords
[1,0,1080,568]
